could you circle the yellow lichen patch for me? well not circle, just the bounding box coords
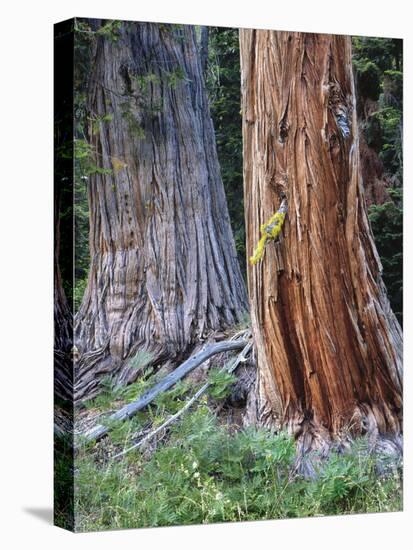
[111,156,128,173]
[250,210,286,265]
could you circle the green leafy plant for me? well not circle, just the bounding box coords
[133,72,160,94]
[96,20,121,42]
[207,369,237,400]
[90,113,113,134]
[164,66,186,88]
[74,400,402,531]
[83,376,121,411]
[84,375,155,412]
[153,381,192,416]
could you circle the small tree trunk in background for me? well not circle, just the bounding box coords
[199,26,209,76]
[356,94,393,207]
[359,133,391,206]
[75,22,247,400]
[240,31,402,459]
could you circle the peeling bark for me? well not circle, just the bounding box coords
[75,23,247,400]
[240,31,402,452]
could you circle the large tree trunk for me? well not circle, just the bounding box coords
[240,31,402,457]
[75,22,247,400]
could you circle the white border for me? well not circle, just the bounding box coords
[0,1,411,548]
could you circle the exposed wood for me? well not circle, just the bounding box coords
[240,30,403,450]
[74,22,248,400]
[80,338,247,443]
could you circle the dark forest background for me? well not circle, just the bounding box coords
[69,27,402,324]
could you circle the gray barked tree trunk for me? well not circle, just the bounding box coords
[240,31,402,460]
[75,22,247,400]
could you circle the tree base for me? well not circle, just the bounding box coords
[295,425,402,479]
[242,372,402,479]
[74,341,172,403]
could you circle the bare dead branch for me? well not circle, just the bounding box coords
[111,341,253,459]
[79,338,249,444]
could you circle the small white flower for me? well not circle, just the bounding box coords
[193,472,200,479]
[215,492,223,500]
[192,461,198,470]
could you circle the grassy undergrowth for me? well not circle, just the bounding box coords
[70,380,402,532]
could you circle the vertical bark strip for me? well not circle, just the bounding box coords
[240,31,402,449]
[75,22,247,400]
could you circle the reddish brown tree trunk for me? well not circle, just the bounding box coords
[240,31,402,457]
[75,22,247,400]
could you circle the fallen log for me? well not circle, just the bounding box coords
[111,340,253,459]
[79,338,248,444]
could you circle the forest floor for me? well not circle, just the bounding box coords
[56,350,403,532]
